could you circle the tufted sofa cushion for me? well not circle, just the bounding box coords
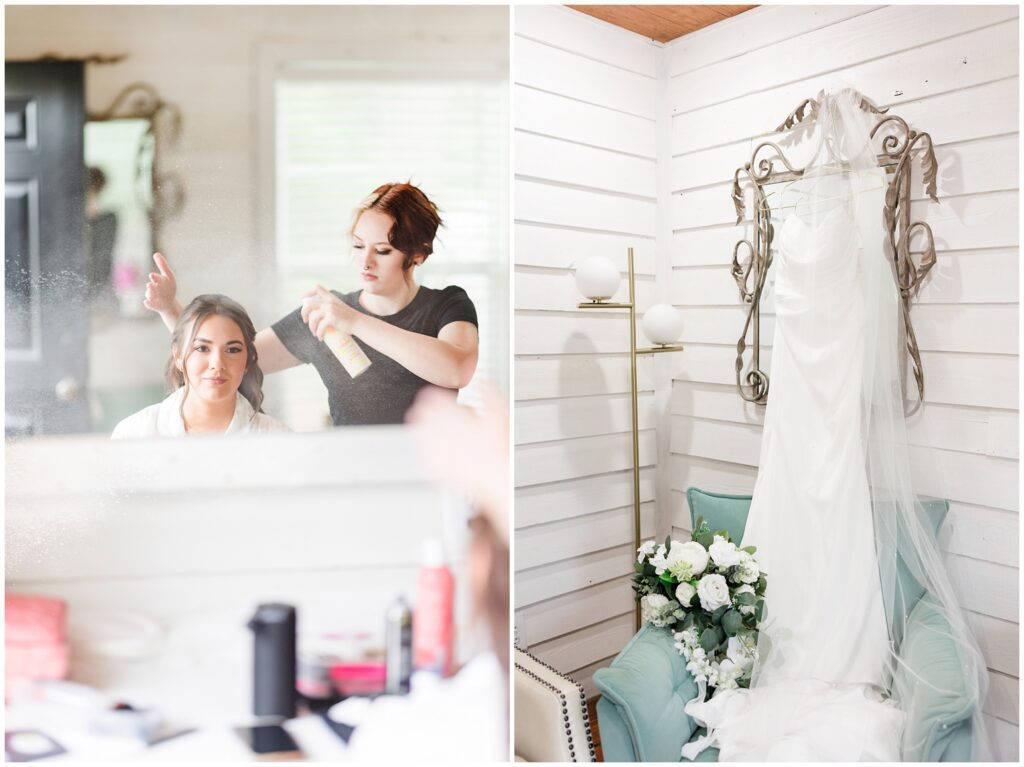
[593,624,698,761]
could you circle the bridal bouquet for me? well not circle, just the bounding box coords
[633,519,766,691]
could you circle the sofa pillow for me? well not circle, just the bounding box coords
[685,488,752,542]
[891,595,974,761]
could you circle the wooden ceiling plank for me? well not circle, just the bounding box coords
[567,5,665,41]
[567,5,757,45]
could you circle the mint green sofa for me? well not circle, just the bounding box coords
[594,488,976,762]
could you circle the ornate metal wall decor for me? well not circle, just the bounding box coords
[730,90,938,415]
[88,82,185,250]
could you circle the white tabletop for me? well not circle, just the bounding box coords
[6,608,351,762]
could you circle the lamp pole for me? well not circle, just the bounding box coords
[577,248,683,630]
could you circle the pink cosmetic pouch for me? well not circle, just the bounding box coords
[5,594,70,685]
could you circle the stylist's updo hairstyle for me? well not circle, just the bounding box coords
[353,183,444,270]
[166,294,265,417]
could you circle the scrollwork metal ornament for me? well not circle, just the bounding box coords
[88,82,185,250]
[732,90,938,415]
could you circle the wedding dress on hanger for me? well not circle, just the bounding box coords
[683,89,989,762]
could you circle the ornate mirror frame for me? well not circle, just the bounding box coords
[87,82,184,254]
[730,91,939,415]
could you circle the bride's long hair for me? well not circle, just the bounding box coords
[166,294,265,419]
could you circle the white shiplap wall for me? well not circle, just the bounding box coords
[665,5,1019,760]
[513,6,663,697]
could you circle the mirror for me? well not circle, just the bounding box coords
[6,8,510,439]
[85,83,182,319]
[84,83,184,432]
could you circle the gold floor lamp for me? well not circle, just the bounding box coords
[574,248,684,630]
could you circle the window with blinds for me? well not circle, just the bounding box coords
[273,67,508,428]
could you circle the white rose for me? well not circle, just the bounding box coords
[727,635,756,671]
[696,573,731,612]
[637,540,657,563]
[640,593,669,624]
[708,535,743,568]
[675,581,697,606]
[732,552,761,584]
[664,540,710,580]
[732,584,757,615]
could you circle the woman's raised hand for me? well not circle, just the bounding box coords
[300,284,361,339]
[144,253,184,331]
[143,253,177,313]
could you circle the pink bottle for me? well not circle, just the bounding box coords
[412,539,454,677]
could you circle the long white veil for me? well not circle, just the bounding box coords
[745,88,991,761]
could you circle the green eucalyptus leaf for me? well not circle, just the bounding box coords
[701,626,725,654]
[722,609,743,637]
[734,591,756,606]
[754,598,766,622]
[712,605,728,624]
[741,546,757,555]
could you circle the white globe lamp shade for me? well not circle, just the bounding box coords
[642,304,683,345]
[574,257,621,301]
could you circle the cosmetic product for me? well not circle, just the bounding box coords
[384,597,412,695]
[247,603,297,719]
[5,595,69,688]
[412,538,454,677]
[323,329,371,378]
[329,662,386,696]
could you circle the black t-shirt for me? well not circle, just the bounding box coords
[270,285,478,426]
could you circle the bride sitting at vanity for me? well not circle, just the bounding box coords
[112,294,289,438]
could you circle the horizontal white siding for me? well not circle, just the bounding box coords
[513,5,660,696]
[666,5,1019,759]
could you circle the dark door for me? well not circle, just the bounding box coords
[6,61,89,436]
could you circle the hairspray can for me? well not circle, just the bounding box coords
[413,538,454,677]
[323,328,371,378]
[247,603,297,718]
[384,596,412,695]
[301,297,371,378]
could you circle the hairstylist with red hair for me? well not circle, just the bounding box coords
[144,183,479,425]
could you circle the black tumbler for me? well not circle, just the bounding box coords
[247,603,297,719]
